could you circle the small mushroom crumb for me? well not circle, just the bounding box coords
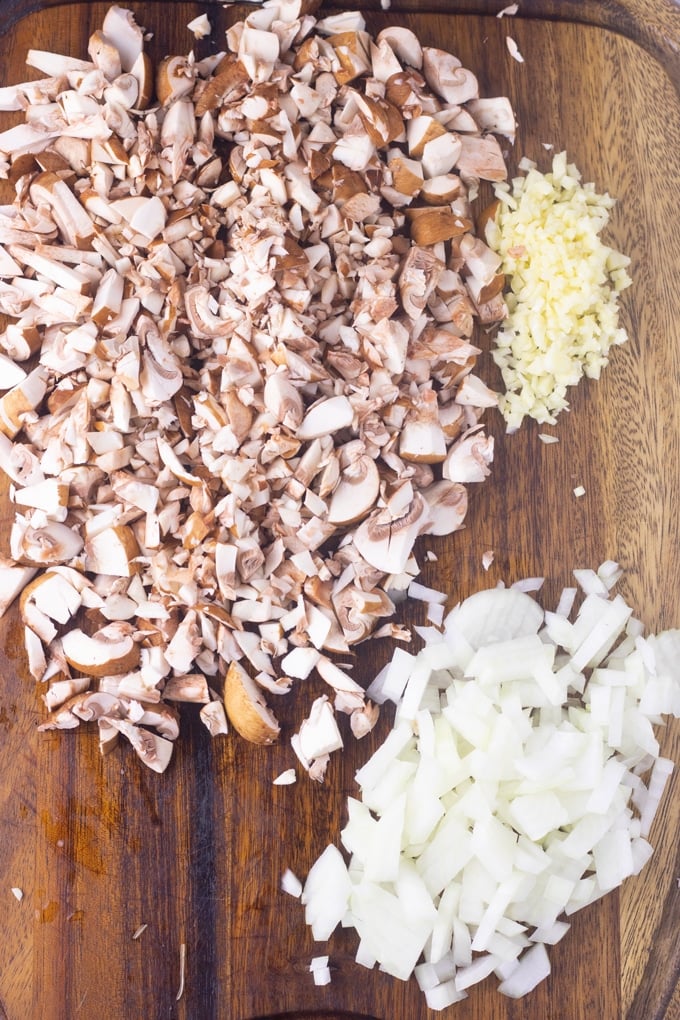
[132,923,148,940]
[11,887,23,901]
[482,549,494,570]
[200,700,229,737]
[497,3,519,15]
[573,485,586,498]
[538,433,559,444]
[506,37,525,62]
[187,14,211,39]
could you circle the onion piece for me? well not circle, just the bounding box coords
[298,563,680,1006]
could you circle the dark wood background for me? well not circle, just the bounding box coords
[0,2,678,1018]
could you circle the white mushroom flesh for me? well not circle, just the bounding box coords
[0,1,515,769]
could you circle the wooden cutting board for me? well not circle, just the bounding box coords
[0,1,678,1018]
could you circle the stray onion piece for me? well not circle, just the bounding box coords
[299,564,680,1008]
[0,1,518,771]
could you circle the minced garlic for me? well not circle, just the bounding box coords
[486,151,631,431]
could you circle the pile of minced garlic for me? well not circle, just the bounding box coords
[485,152,632,431]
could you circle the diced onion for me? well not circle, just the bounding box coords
[298,562,679,1007]
[281,868,303,898]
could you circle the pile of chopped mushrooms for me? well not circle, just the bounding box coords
[0,1,517,774]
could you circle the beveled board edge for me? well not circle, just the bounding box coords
[0,0,679,94]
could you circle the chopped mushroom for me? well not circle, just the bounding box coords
[0,1,514,771]
[223,660,280,745]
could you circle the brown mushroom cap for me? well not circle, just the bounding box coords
[327,455,380,526]
[61,623,140,677]
[18,522,84,565]
[223,660,280,745]
[353,492,431,575]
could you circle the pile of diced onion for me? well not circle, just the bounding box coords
[486,152,632,431]
[293,563,679,1008]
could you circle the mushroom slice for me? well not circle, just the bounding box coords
[353,492,431,575]
[71,690,122,723]
[105,718,174,773]
[400,389,447,464]
[139,321,183,405]
[0,434,43,487]
[25,49,94,77]
[37,694,85,730]
[85,525,140,577]
[280,645,321,680]
[328,455,380,526]
[350,699,380,739]
[459,231,503,281]
[467,96,516,141]
[295,694,343,764]
[297,395,354,441]
[223,660,280,745]
[187,14,212,40]
[422,48,478,105]
[156,55,195,105]
[13,477,69,517]
[18,522,84,565]
[156,436,201,486]
[264,371,304,429]
[388,154,424,198]
[0,354,28,396]
[200,699,229,737]
[183,284,232,340]
[455,373,499,408]
[332,586,394,644]
[420,173,464,205]
[20,570,82,642]
[110,195,166,240]
[104,73,140,110]
[421,132,463,179]
[102,5,144,72]
[124,700,180,740]
[406,206,471,245]
[61,623,140,677]
[421,480,468,536]
[44,675,91,711]
[98,718,120,755]
[28,172,95,249]
[0,367,49,439]
[88,30,122,80]
[398,246,444,320]
[442,430,494,483]
[376,27,423,69]
[194,57,249,117]
[163,673,210,703]
[456,134,508,182]
[327,31,371,85]
[91,268,124,326]
[0,560,36,617]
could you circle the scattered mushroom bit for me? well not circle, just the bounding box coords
[0,2,516,774]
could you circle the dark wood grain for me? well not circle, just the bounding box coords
[0,3,678,1020]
